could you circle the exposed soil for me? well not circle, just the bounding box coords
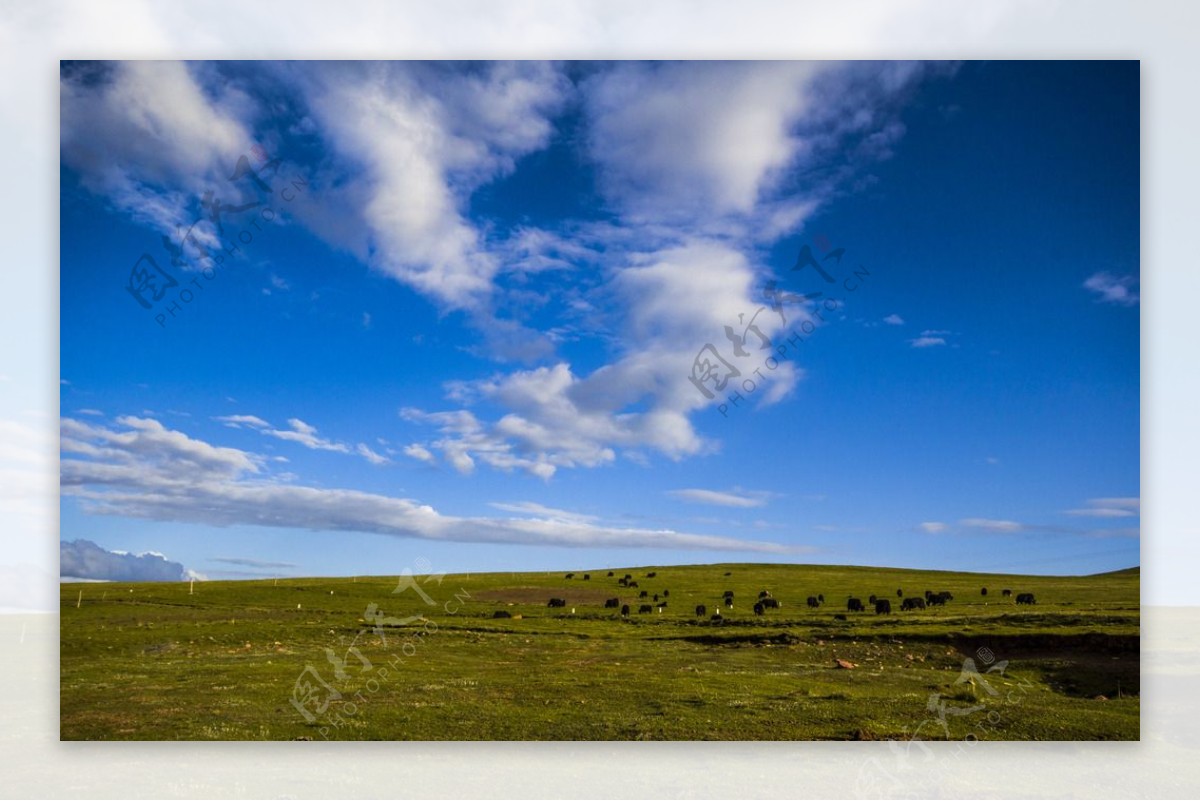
[472,586,622,605]
[668,632,803,647]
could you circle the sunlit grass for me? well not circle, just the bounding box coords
[60,562,1138,740]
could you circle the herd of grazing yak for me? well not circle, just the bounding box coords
[507,570,1040,622]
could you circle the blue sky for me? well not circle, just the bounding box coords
[59,60,1139,581]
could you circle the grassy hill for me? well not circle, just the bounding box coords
[60,562,1139,741]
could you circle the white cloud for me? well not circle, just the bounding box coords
[64,62,938,478]
[209,557,297,569]
[60,61,252,249]
[883,314,904,325]
[62,416,261,483]
[667,488,774,508]
[403,443,436,465]
[266,418,350,453]
[1083,272,1139,306]
[757,361,803,407]
[215,414,388,466]
[401,240,807,477]
[215,414,271,429]
[355,443,390,466]
[294,61,570,312]
[60,539,191,582]
[401,406,562,478]
[959,517,1023,532]
[581,62,936,238]
[1090,497,1140,510]
[584,61,825,227]
[909,336,946,348]
[919,521,947,533]
[1065,497,1140,518]
[500,226,602,276]
[61,416,795,554]
[488,501,599,525]
[1066,507,1135,519]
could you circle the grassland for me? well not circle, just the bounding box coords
[60,562,1138,741]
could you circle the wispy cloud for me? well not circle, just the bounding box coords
[941,509,1139,539]
[331,62,933,474]
[355,443,390,465]
[1065,497,1140,518]
[1083,272,1139,306]
[909,336,946,348]
[267,418,350,453]
[65,61,945,480]
[919,521,947,533]
[959,517,1023,532]
[215,414,271,429]
[215,414,387,466]
[209,557,297,569]
[488,501,599,525]
[883,314,904,325]
[667,488,775,508]
[61,416,797,554]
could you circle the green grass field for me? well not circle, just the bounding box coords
[60,562,1138,741]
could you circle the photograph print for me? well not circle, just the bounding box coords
[59,60,1139,741]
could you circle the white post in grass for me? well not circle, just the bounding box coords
[76,590,82,609]
[190,578,195,596]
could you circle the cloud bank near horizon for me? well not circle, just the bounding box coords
[60,538,196,582]
[60,415,801,554]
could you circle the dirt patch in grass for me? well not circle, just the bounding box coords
[667,632,803,647]
[472,586,618,606]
